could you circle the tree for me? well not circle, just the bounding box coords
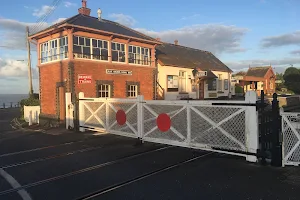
[283,67,300,94]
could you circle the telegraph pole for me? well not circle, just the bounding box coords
[26,26,34,96]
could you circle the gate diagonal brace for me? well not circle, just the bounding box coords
[190,107,246,150]
[83,102,106,128]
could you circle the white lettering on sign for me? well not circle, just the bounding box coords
[106,69,132,75]
[78,74,92,84]
[197,71,207,77]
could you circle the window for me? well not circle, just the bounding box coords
[73,36,91,59]
[217,74,223,91]
[179,71,186,92]
[126,81,140,98]
[40,36,68,64]
[112,42,125,62]
[97,84,110,98]
[128,45,150,65]
[208,79,217,91]
[92,39,108,60]
[224,79,229,90]
[167,75,179,92]
[270,82,273,90]
[127,85,138,97]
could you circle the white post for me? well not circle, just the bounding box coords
[79,92,85,132]
[137,95,144,139]
[29,110,33,126]
[245,91,259,162]
[65,93,74,129]
[186,105,191,146]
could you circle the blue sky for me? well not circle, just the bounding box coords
[1,0,300,94]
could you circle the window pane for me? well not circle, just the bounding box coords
[85,38,90,46]
[73,36,78,45]
[93,48,100,56]
[133,47,136,53]
[65,37,68,45]
[119,52,125,62]
[137,47,140,53]
[129,53,134,63]
[103,41,108,49]
[83,46,90,54]
[98,40,102,48]
[129,46,132,52]
[121,44,125,51]
[92,39,97,47]
[79,37,84,45]
[141,48,144,54]
[101,49,108,60]
[112,51,118,61]
[112,43,116,50]
[117,43,120,50]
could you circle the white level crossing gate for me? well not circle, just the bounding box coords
[74,92,259,162]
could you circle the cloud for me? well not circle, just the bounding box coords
[136,24,248,54]
[290,49,300,55]
[261,31,300,48]
[0,17,64,50]
[225,57,300,72]
[52,18,67,24]
[0,58,38,78]
[64,1,77,8]
[33,5,55,17]
[109,13,137,27]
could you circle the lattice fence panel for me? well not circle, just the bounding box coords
[108,102,138,136]
[283,115,300,165]
[83,102,106,129]
[190,106,245,151]
[143,104,187,142]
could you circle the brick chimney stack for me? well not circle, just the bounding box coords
[78,0,91,16]
[174,40,179,45]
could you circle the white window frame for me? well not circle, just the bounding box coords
[73,36,91,59]
[218,74,223,91]
[91,38,109,61]
[40,36,68,64]
[111,42,125,63]
[179,71,187,93]
[128,45,150,66]
[98,84,110,98]
[127,85,138,98]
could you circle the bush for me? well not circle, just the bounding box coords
[235,85,243,94]
[20,96,40,120]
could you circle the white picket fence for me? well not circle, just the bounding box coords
[281,112,300,166]
[74,91,259,162]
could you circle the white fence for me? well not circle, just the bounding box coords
[76,91,259,162]
[281,112,300,166]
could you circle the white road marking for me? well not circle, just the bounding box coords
[0,168,32,200]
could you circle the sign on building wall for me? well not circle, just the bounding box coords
[197,71,207,77]
[78,74,92,84]
[106,69,132,75]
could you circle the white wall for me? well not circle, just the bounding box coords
[24,106,40,124]
[158,64,233,100]
[157,64,197,100]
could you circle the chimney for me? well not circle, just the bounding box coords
[156,38,161,41]
[97,8,102,21]
[78,0,91,16]
[174,40,178,45]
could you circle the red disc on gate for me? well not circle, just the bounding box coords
[116,110,126,125]
[156,113,171,132]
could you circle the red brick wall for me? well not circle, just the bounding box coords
[39,61,69,116]
[74,60,154,100]
[39,59,155,117]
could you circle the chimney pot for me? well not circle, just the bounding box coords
[174,40,178,45]
[79,0,91,15]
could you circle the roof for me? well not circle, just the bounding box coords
[245,67,271,78]
[234,71,246,76]
[30,14,158,42]
[156,43,232,72]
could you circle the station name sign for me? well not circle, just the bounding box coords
[106,69,132,75]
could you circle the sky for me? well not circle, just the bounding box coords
[0,0,300,94]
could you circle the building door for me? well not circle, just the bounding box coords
[199,80,205,100]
